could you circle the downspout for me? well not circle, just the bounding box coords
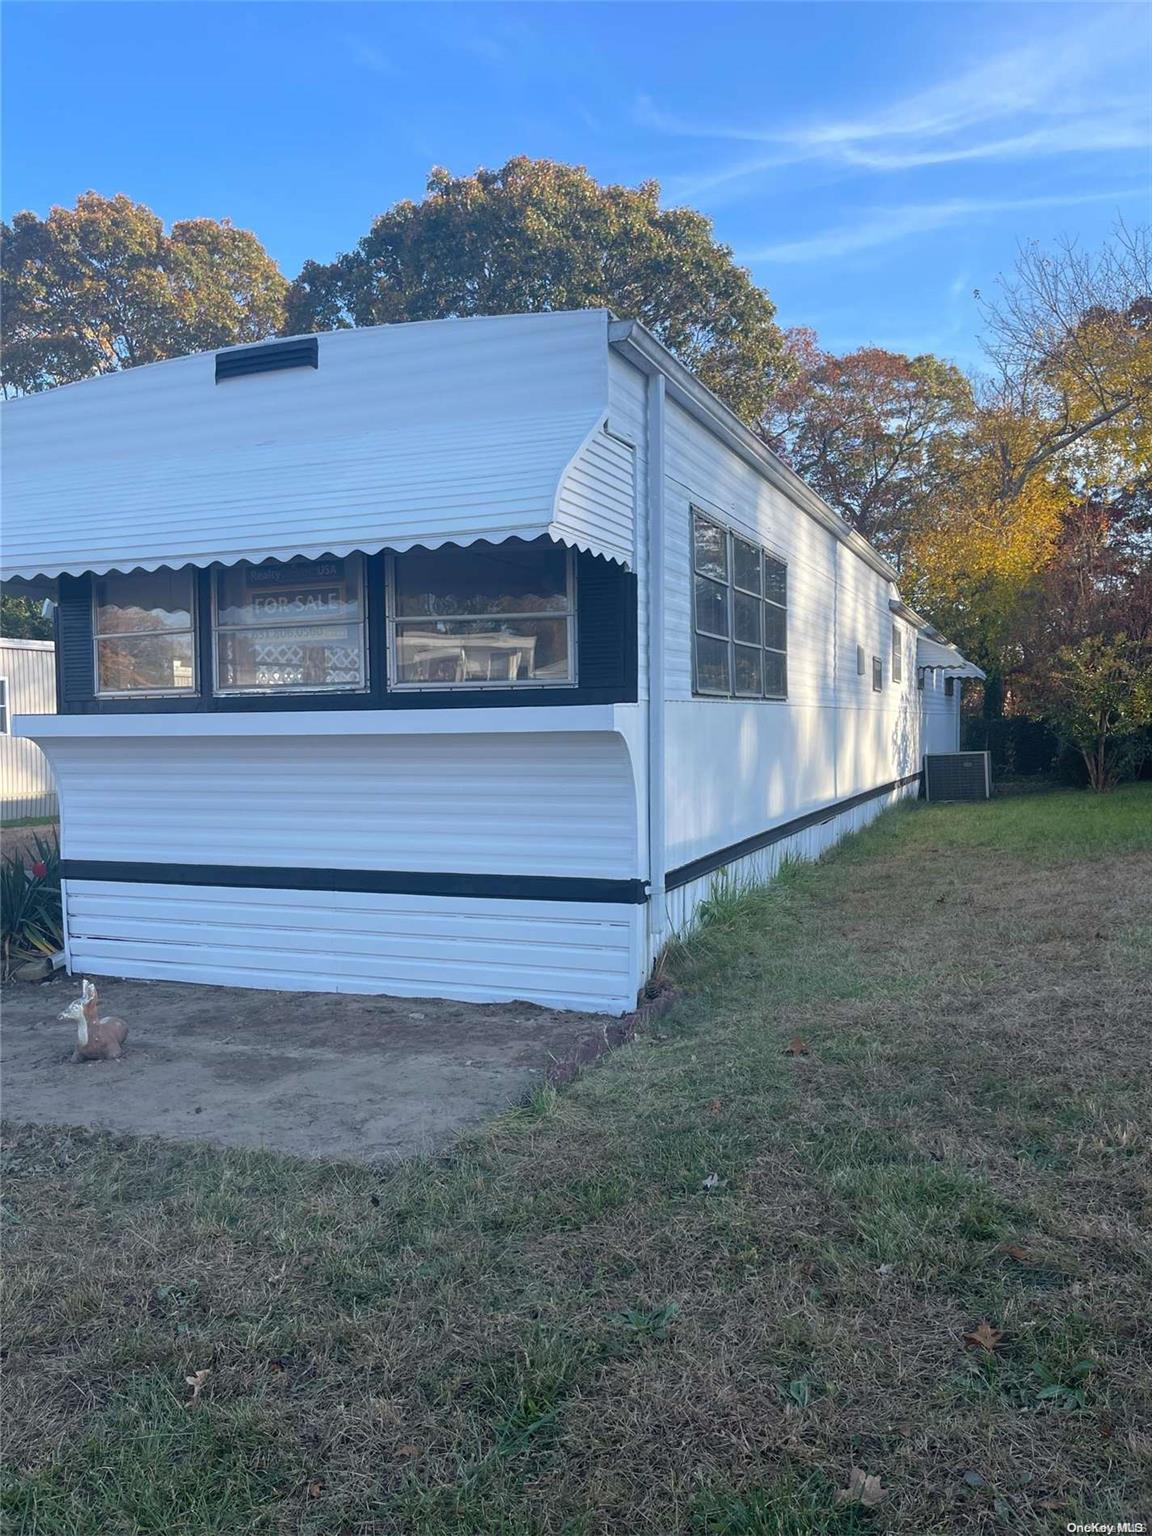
[646,370,667,962]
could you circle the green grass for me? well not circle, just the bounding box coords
[3,783,1151,1534]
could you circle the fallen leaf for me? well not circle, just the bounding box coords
[396,1444,419,1457]
[876,1263,895,1276]
[962,1470,987,1489]
[707,1098,723,1115]
[783,1038,810,1056]
[835,1468,885,1508]
[999,1242,1030,1263]
[307,1481,323,1499]
[700,1172,726,1192]
[185,1369,210,1402]
[963,1321,1004,1353]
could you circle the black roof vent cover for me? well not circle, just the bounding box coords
[215,336,318,383]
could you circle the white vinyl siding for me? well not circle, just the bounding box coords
[66,882,644,1014]
[39,729,639,878]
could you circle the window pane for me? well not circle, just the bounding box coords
[733,591,761,644]
[763,602,787,651]
[95,570,194,635]
[872,657,883,691]
[97,633,195,693]
[734,644,763,696]
[695,634,731,693]
[393,543,568,618]
[694,575,729,637]
[395,618,569,684]
[733,538,761,593]
[217,625,365,690]
[764,650,787,699]
[763,556,787,606]
[216,557,363,627]
[892,625,902,682]
[692,516,728,580]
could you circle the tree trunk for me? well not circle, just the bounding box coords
[982,670,1005,721]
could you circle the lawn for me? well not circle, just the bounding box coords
[3,784,1151,1535]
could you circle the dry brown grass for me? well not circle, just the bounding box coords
[2,785,1151,1534]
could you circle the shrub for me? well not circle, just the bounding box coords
[1,831,63,975]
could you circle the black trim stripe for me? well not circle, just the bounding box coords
[59,775,920,909]
[665,773,922,892]
[59,860,648,906]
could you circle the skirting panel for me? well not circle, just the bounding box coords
[656,779,917,963]
[65,880,646,1015]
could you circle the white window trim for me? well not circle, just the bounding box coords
[0,677,8,734]
[92,573,199,699]
[212,554,371,697]
[892,623,903,685]
[691,509,788,702]
[385,548,578,692]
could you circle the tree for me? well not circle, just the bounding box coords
[0,596,52,640]
[762,331,974,566]
[977,222,1152,501]
[1031,634,1152,791]
[285,158,790,424]
[902,225,1151,714]
[2,193,287,394]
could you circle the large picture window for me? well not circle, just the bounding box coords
[213,555,367,693]
[692,511,787,700]
[389,542,575,688]
[93,569,197,695]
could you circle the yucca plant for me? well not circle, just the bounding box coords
[1,830,63,976]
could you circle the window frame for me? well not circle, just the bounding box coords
[691,509,788,702]
[872,656,883,692]
[92,569,199,699]
[211,554,370,698]
[944,676,956,698]
[0,677,8,734]
[892,623,903,684]
[385,546,578,692]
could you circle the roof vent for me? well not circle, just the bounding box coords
[215,337,318,383]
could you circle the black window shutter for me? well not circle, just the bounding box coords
[56,574,96,706]
[575,551,637,696]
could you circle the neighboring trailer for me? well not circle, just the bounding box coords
[0,638,57,820]
[4,310,980,1013]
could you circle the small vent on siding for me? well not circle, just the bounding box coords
[924,751,991,802]
[215,337,318,383]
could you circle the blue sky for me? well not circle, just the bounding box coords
[4,1,1149,369]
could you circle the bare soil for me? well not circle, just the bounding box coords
[0,973,616,1161]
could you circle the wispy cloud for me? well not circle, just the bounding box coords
[743,188,1146,264]
[640,8,1149,201]
[344,36,394,76]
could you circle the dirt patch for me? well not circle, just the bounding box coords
[0,972,620,1161]
[0,821,57,861]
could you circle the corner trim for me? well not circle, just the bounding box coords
[665,773,922,891]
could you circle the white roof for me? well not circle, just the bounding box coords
[1,309,634,581]
[917,636,985,679]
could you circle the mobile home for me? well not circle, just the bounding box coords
[2,310,980,1014]
[0,637,58,821]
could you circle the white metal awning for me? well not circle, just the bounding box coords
[917,636,985,679]
[1,310,635,582]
